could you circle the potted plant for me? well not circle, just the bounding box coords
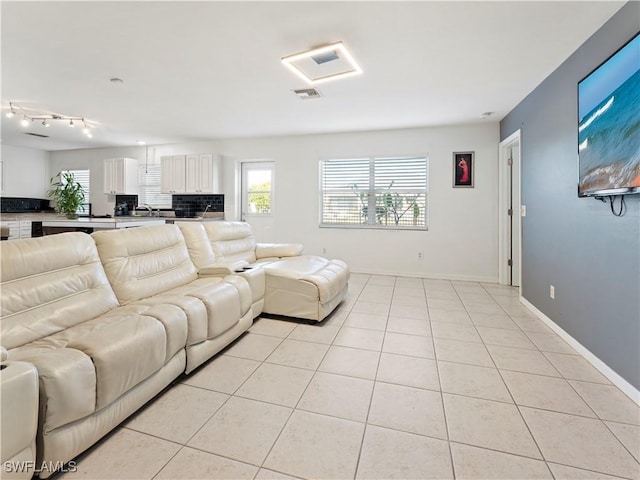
[47,171,86,219]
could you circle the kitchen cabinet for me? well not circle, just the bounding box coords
[185,154,222,193]
[104,158,138,195]
[1,220,31,240]
[160,155,186,194]
[162,154,221,195]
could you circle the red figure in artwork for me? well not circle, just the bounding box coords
[458,158,469,183]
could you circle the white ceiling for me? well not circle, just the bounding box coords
[1,1,624,151]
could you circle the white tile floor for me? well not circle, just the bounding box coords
[61,275,640,480]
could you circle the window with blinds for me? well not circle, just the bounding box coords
[320,156,428,229]
[63,169,91,216]
[138,165,172,208]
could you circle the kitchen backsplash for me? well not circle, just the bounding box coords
[115,195,138,212]
[1,197,52,213]
[172,194,224,216]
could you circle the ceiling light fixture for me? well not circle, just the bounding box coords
[281,41,362,85]
[5,102,95,138]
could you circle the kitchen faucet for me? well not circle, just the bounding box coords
[202,204,212,218]
[142,204,153,216]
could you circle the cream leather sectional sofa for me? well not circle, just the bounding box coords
[0,222,349,478]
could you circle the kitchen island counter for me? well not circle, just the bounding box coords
[42,218,166,229]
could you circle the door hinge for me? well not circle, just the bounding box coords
[507,157,513,166]
[507,208,513,216]
[508,259,513,267]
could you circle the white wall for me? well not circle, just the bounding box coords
[1,144,50,198]
[218,124,500,281]
[48,123,499,281]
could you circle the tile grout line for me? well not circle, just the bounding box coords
[352,276,394,480]
[476,284,556,479]
[425,278,458,480]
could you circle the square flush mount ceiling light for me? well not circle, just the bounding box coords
[281,41,362,85]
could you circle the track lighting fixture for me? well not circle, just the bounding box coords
[6,102,16,118]
[4,101,95,138]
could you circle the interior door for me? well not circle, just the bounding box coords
[508,144,521,287]
[241,161,274,242]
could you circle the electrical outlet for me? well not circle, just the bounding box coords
[521,205,527,217]
[322,247,327,254]
[418,252,423,260]
[550,285,555,299]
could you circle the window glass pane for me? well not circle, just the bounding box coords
[138,165,172,208]
[244,164,273,216]
[320,157,428,229]
[248,192,271,214]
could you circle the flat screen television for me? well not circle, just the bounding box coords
[578,32,640,197]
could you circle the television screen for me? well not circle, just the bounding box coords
[578,32,640,197]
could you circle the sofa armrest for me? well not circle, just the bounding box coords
[256,243,303,259]
[199,261,249,276]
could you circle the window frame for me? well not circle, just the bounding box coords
[241,161,274,217]
[62,169,91,216]
[137,163,172,209]
[319,155,429,231]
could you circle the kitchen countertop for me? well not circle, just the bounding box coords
[1,212,224,222]
[42,218,166,229]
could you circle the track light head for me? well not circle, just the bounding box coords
[42,119,50,127]
[69,119,75,128]
[20,116,29,127]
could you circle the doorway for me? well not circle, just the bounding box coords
[499,130,522,288]
[240,161,275,243]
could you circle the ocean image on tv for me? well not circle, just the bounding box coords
[578,39,640,196]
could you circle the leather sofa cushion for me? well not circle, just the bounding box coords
[203,222,257,264]
[93,225,198,305]
[176,222,216,268]
[134,276,252,344]
[264,256,350,304]
[0,233,119,349]
[9,311,172,431]
[255,243,303,259]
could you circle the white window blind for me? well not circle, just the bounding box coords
[63,169,91,215]
[138,165,172,208]
[320,156,428,229]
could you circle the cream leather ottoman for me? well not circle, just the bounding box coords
[1,348,39,480]
[262,255,349,321]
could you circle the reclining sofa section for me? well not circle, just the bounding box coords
[0,225,255,477]
[177,221,350,321]
[0,232,187,478]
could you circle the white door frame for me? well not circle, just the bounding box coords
[498,129,522,288]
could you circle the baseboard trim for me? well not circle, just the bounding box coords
[520,296,640,406]
[350,270,498,284]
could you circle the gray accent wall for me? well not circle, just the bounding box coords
[500,2,639,390]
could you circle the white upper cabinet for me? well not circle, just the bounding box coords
[104,158,138,195]
[160,155,186,194]
[162,153,221,194]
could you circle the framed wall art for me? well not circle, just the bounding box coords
[453,151,474,188]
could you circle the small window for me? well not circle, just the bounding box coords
[320,156,428,229]
[138,165,172,208]
[63,169,91,215]
[242,162,273,215]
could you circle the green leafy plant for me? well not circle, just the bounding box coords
[47,171,86,219]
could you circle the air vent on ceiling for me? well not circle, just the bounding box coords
[24,132,49,138]
[292,88,322,99]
